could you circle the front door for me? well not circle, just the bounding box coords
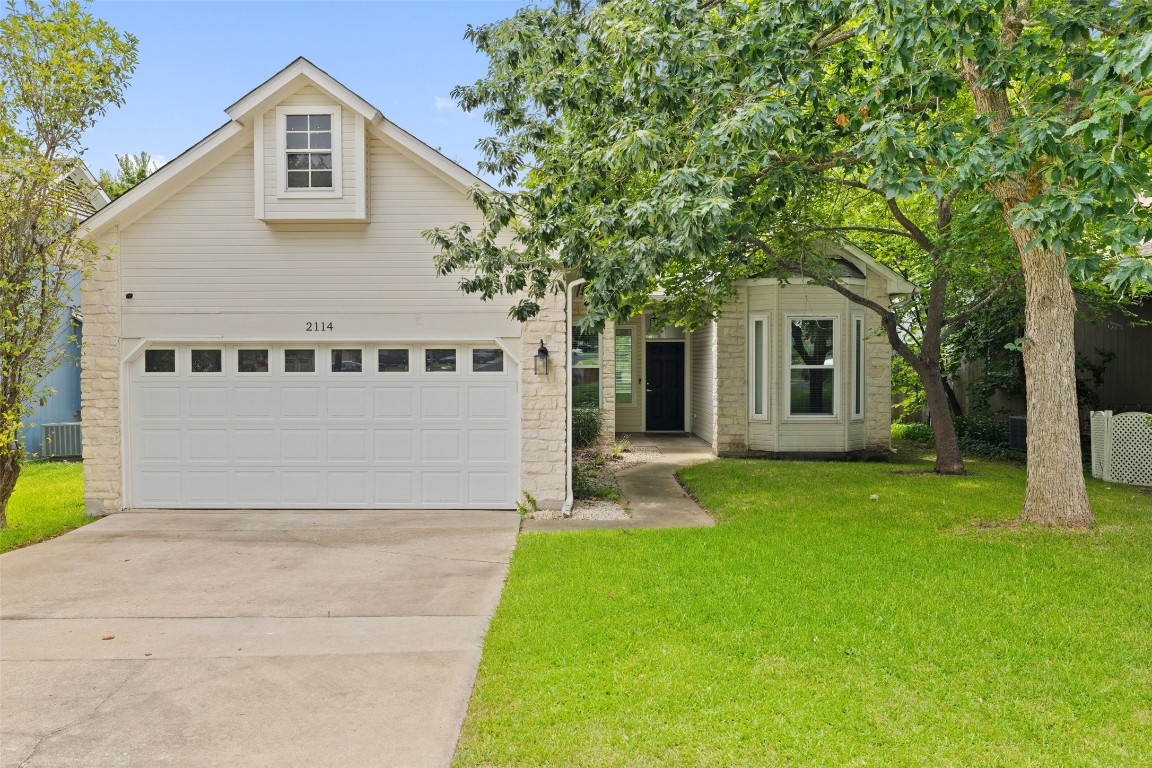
[645,342,685,431]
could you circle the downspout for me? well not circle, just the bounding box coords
[561,278,586,518]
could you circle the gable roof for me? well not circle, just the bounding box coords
[83,57,493,237]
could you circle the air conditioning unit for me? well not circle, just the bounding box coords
[40,422,83,459]
[1008,416,1027,452]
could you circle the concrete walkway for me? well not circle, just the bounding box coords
[524,434,716,532]
[0,509,520,768]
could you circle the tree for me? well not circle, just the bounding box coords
[0,0,137,525]
[97,150,155,199]
[428,0,1151,528]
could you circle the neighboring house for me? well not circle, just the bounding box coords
[21,164,109,458]
[79,59,910,515]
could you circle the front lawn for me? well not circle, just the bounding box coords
[455,446,1152,767]
[1,461,87,553]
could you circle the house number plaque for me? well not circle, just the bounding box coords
[305,321,334,332]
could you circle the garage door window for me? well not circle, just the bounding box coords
[378,348,409,372]
[426,348,457,372]
[331,349,362,373]
[144,349,176,374]
[238,349,269,373]
[190,349,222,374]
[284,349,315,373]
[472,348,504,372]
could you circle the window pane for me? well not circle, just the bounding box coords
[426,348,457,372]
[377,349,409,372]
[572,328,599,368]
[472,348,504,372]
[238,349,269,373]
[191,349,222,373]
[287,153,310,170]
[615,330,632,404]
[310,132,331,150]
[309,114,331,131]
[331,349,362,372]
[573,368,600,407]
[310,153,332,170]
[287,171,310,188]
[284,349,315,373]
[754,320,765,415]
[790,369,835,415]
[144,349,175,373]
[286,133,308,149]
[790,319,834,366]
[285,114,307,131]
[311,171,333,188]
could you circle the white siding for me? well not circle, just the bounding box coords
[119,133,520,341]
[689,322,716,446]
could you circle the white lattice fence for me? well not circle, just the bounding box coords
[1090,411,1152,487]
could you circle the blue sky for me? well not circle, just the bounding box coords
[82,0,525,182]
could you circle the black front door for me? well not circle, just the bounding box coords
[646,342,685,431]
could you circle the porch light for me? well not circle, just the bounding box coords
[534,340,549,375]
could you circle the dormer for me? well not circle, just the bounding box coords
[226,58,379,223]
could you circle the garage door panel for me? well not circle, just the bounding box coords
[375,387,416,418]
[280,387,321,419]
[130,344,518,509]
[234,387,275,419]
[328,429,369,461]
[282,429,323,461]
[187,387,228,419]
[281,472,322,504]
[235,471,276,504]
[420,388,461,418]
[235,429,276,462]
[328,387,368,418]
[187,429,229,461]
[376,429,416,461]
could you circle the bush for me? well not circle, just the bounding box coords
[891,422,935,444]
[572,405,603,448]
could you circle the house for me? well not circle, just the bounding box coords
[20,163,109,459]
[79,59,909,516]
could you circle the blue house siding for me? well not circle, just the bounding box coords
[21,275,83,458]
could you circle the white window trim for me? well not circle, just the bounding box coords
[276,106,343,199]
[749,315,769,421]
[571,326,602,408]
[784,315,839,420]
[851,314,865,421]
[614,327,636,407]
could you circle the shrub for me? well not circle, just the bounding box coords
[572,459,620,501]
[891,422,935,444]
[572,405,603,448]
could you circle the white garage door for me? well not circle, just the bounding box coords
[129,343,519,509]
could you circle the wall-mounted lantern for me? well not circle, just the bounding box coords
[534,340,549,375]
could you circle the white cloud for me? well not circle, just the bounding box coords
[434,96,456,113]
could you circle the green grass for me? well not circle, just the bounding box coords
[1,461,87,553]
[455,445,1152,767]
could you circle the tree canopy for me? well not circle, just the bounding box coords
[429,0,1152,527]
[0,0,137,523]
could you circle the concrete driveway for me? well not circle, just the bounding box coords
[0,509,520,768]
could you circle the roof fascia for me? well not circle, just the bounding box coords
[370,116,496,195]
[818,239,916,295]
[82,121,246,237]
[225,58,382,125]
[69,162,111,211]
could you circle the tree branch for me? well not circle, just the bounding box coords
[798,224,919,241]
[885,197,938,256]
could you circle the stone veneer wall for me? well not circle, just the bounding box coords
[81,235,123,515]
[865,269,895,450]
[713,285,749,454]
[598,321,616,448]
[520,290,569,510]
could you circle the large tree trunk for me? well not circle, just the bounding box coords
[1013,239,1094,528]
[0,452,19,528]
[919,364,966,474]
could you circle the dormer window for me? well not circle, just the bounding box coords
[274,105,342,198]
[285,114,332,189]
